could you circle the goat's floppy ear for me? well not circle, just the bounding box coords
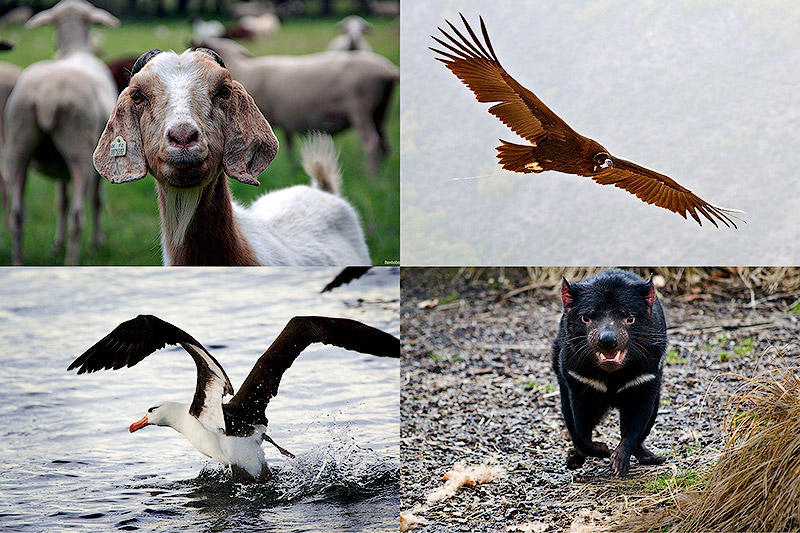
[223,80,278,185]
[88,7,120,28]
[93,88,147,183]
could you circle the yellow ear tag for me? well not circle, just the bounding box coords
[110,136,127,157]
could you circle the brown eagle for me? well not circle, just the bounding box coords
[431,14,741,228]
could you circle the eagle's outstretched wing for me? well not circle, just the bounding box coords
[596,157,741,228]
[430,14,577,145]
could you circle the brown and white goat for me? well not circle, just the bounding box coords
[93,48,370,266]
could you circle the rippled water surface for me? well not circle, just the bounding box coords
[0,267,399,531]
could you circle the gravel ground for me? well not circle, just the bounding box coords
[400,270,800,532]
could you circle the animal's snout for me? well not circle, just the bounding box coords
[167,123,201,149]
[597,329,618,350]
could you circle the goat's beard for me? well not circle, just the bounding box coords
[160,184,205,246]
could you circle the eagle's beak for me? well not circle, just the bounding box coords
[129,414,149,433]
[600,158,612,169]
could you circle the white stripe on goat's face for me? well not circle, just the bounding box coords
[155,53,202,146]
[130,50,230,189]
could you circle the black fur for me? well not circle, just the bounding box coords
[552,269,667,476]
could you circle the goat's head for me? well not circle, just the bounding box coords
[93,48,278,189]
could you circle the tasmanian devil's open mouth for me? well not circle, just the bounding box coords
[596,349,626,368]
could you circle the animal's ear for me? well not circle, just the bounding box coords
[93,88,147,184]
[561,276,574,310]
[223,80,278,185]
[89,7,120,27]
[25,9,57,28]
[643,274,656,308]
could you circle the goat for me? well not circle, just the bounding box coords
[195,37,398,175]
[92,48,371,267]
[2,0,118,265]
[326,16,372,52]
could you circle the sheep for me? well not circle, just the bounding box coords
[192,18,225,41]
[2,0,119,265]
[236,13,280,40]
[196,37,398,174]
[326,16,373,52]
[0,58,21,210]
[92,48,371,267]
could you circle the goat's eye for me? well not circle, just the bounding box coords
[624,315,635,325]
[130,91,145,105]
[214,85,232,101]
[580,315,591,324]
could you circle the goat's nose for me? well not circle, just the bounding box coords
[166,123,200,148]
[598,330,618,350]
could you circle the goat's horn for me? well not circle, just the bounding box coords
[131,49,163,78]
[193,47,226,69]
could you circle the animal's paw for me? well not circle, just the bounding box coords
[566,448,586,469]
[610,445,631,477]
[635,445,666,465]
[587,441,611,458]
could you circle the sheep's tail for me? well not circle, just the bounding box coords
[301,132,342,195]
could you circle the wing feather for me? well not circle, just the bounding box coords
[430,14,576,144]
[225,317,399,427]
[67,315,234,432]
[594,158,740,228]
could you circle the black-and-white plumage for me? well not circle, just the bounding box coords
[67,314,399,482]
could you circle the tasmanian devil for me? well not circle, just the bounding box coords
[552,269,667,476]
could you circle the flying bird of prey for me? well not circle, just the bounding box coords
[430,14,741,228]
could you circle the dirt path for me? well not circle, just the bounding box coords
[401,272,800,532]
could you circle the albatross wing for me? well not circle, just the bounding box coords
[68,315,234,433]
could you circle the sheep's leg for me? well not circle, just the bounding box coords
[7,163,27,266]
[64,162,90,266]
[53,180,68,253]
[349,107,382,176]
[90,173,105,247]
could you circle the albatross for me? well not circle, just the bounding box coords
[67,314,400,482]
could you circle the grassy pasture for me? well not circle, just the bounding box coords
[0,17,399,265]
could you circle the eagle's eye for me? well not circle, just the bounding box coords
[594,152,612,170]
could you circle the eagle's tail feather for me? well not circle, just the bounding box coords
[496,140,546,174]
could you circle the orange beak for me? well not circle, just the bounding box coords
[129,414,149,433]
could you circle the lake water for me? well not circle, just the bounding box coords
[0,267,399,532]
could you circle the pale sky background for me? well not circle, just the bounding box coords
[401,0,800,265]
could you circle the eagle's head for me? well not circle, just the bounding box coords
[592,151,613,172]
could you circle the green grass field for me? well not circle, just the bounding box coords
[0,17,399,265]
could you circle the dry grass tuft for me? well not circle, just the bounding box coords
[610,366,800,532]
